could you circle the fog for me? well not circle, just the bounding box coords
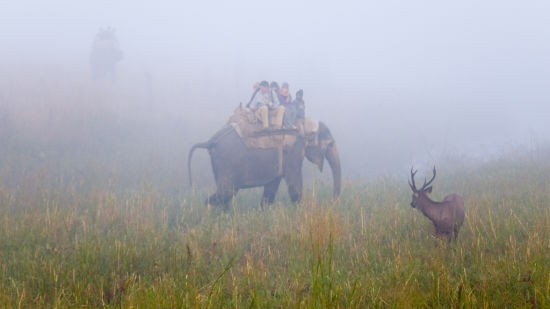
[1,0,549,191]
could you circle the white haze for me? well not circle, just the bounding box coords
[1,0,549,183]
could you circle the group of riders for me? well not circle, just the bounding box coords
[246,81,305,130]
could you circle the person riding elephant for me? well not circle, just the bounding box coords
[278,82,292,106]
[283,89,305,129]
[248,80,285,129]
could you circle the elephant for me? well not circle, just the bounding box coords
[187,121,341,208]
[90,27,123,80]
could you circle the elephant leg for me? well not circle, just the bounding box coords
[285,172,303,204]
[207,187,238,210]
[206,193,224,206]
[261,177,282,206]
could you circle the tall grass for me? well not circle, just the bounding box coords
[1,68,550,307]
[1,157,549,307]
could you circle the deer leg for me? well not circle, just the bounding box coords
[434,227,450,242]
[434,226,441,238]
[453,226,460,241]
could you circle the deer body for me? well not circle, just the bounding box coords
[409,168,465,241]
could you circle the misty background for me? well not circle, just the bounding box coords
[1,1,549,194]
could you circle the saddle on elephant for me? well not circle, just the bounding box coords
[227,106,319,176]
[227,106,319,150]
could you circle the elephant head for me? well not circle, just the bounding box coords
[304,121,341,198]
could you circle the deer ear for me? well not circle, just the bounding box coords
[424,186,432,193]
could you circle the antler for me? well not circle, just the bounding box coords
[408,167,418,191]
[421,166,437,191]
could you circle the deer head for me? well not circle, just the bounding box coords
[408,166,436,208]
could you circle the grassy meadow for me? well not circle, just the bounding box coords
[1,156,550,308]
[1,70,550,307]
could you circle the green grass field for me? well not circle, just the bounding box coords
[1,154,549,308]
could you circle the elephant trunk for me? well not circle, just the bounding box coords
[326,144,341,198]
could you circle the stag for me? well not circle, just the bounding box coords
[408,167,465,241]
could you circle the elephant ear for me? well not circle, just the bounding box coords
[306,145,325,172]
[305,122,334,172]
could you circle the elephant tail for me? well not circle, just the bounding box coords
[187,142,211,187]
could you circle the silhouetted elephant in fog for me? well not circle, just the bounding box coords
[90,27,123,80]
[188,121,341,209]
